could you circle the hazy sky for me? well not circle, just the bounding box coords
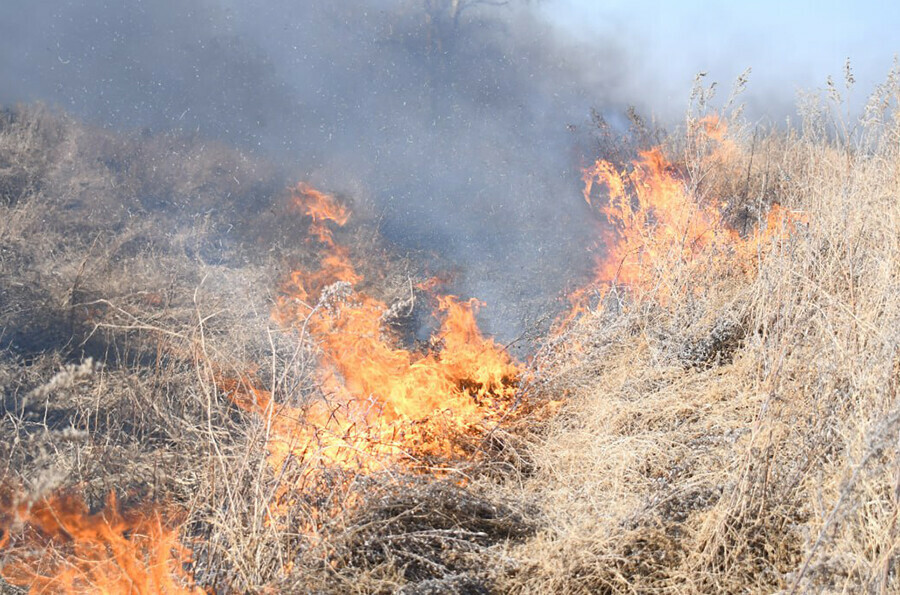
[542,0,900,121]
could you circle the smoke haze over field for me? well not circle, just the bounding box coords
[0,0,631,339]
[1,0,896,339]
[546,0,900,123]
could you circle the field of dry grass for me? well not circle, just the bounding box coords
[499,73,900,593]
[2,67,900,594]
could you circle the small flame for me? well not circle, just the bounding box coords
[0,491,202,594]
[699,113,727,142]
[290,182,351,246]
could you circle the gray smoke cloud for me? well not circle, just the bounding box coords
[0,0,632,340]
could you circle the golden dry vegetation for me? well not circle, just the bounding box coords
[1,67,900,593]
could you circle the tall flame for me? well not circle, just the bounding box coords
[577,115,802,305]
[582,146,735,292]
[231,183,520,488]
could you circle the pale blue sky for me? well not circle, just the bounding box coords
[541,0,900,120]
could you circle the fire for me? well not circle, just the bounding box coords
[698,113,742,169]
[577,114,802,305]
[699,113,727,143]
[0,491,202,594]
[290,182,351,246]
[582,146,736,293]
[232,183,520,487]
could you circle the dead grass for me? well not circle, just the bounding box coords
[500,69,900,593]
[2,65,900,593]
[0,103,533,593]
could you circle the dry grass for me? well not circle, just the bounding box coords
[2,65,900,593]
[501,69,900,593]
[0,104,533,593]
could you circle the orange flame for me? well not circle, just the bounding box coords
[231,185,520,493]
[698,113,742,167]
[574,115,803,309]
[0,491,202,594]
[290,182,351,246]
[582,146,735,293]
[699,113,727,142]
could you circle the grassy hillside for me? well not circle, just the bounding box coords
[502,74,900,592]
[2,68,900,593]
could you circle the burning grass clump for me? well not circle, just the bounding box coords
[502,70,900,593]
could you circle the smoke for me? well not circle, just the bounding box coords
[545,0,900,125]
[0,0,632,340]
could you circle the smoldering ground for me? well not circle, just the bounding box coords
[0,0,633,341]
